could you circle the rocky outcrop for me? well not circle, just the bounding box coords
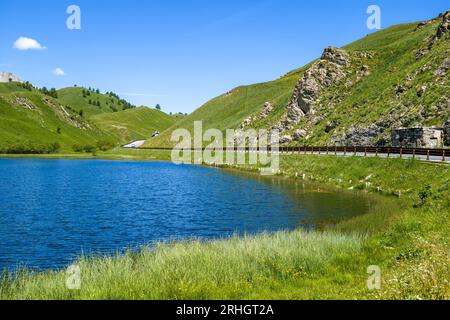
[415,48,429,61]
[42,97,92,129]
[278,47,350,131]
[279,135,293,144]
[321,47,350,66]
[240,102,274,129]
[415,21,431,31]
[259,101,274,119]
[293,129,307,140]
[434,58,450,76]
[332,125,383,146]
[436,11,450,39]
[13,96,37,110]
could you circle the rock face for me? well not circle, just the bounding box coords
[392,127,445,148]
[332,125,382,146]
[434,58,450,76]
[240,102,274,129]
[293,129,307,140]
[260,102,274,119]
[436,11,450,39]
[321,46,350,66]
[6,95,37,111]
[444,120,450,146]
[279,47,350,130]
[0,72,22,83]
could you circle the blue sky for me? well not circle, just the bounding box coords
[0,0,448,114]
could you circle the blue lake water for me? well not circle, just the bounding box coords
[0,158,374,271]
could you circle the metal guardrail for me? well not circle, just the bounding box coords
[129,146,449,162]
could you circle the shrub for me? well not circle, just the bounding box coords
[0,142,60,154]
[72,144,97,153]
[96,140,115,152]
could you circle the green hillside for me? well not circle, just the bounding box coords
[0,83,113,152]
[57,87,133,117]
[0,83,175,152]
[144,74,301,147]
[91,107,176,143]
[145,12,449,148]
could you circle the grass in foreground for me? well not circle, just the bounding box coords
[1,230,364,300]
[0,151,448,299]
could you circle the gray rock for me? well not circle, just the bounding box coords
[321,47,350,66]
[415,21,430,30]
[436,10,450,39]
[444,119,450,146]
[337,125,383,146]
[353,52,374,59]
[260,102,273,118]
[416,85,427,97]
[415,49,429,60]
[293,129,307,140]
[434,58,450,76]
[325,121,338,133]
[238,102,274,129]
[279,135,293,144]
[279,47,350,131]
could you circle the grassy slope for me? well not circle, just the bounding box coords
[57,87,127,117]
[294,20,450,145]
[0,152,448,300]
[0,83,112,151]
[0,84,176,150]
[144,74,301,147]
[90,107,175,143]
[145,18,449,148]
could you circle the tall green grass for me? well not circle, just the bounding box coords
[1,230,363,300]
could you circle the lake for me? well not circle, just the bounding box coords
[0,158,374,271]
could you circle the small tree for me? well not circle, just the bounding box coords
[155,104,161,110]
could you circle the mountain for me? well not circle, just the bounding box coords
[145,11,449,148]
[91,107,175,144]
[0,83,112,153]
[0,83,175,152]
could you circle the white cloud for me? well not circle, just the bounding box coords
[52,68,66,76]
[13,36,46,51]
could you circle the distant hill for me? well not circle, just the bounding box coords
[145,11,449,148]
[0,83,176,152]
[57,87,133,117]
[0,83,112,152]
[91,107,175,143]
